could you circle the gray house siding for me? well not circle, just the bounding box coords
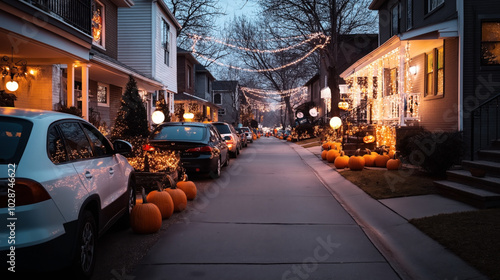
[117,0,153,76]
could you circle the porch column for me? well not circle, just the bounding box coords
[399,46,406,126]
[67,63,75,107]
[81,64,90,121]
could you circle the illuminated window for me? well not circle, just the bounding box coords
[481,21,500,65]
[97,83,109,106]
[425,47,444,97]
[92,1,105,47]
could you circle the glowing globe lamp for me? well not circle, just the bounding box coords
[329,117,342,129]
[151,110,165,124]
[309,108,318,117]
[6,80,19,92]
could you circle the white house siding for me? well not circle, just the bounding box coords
[154,3,177,94]
[117,0,153,77]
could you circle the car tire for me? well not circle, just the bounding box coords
[73,210,96,279]
[118,177,136,228]
[236,147,240,155]
[210,157,221,179]
[223,153,230,167]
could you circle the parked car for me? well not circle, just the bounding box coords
[144,122,229,178]
[235,127,248,147]
[0,108,135,277]
[241,126,253,143]
[212,122,241,157]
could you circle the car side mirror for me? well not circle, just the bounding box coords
[113,140,133,156]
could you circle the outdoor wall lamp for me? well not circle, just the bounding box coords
[409,66,418,75]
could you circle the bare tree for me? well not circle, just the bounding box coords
[228,16,318,127]
[259,0,377,117]
[167,0,228,68]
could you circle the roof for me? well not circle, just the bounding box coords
[157,0,182,32]
[212,81,239,91]
[175,92,220,109]
[369,0,387,10]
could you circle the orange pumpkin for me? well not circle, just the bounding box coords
[363,149,376,167]
[375,154,390,167]
[363,134,375,143]
[165,188,187,212]
[334,152,349,169]
[147,190,174,219]
[330,142,342,150]
[131,189,162,234]
[348,155,365,171]
[321,150,328,160]
[177,180,197,200]
[322,142,330,150]
[386,158,402,170]
[326,149,340,163]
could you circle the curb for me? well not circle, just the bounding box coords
[290,143,488,280]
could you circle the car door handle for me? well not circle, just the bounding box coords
[85,171,93,179]
[109,168,114,175]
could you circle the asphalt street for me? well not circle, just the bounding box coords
[132,137,400,280]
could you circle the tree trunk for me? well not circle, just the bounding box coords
[284,95,294,128]
[328,66,340,117]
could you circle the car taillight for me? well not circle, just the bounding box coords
[225,136,234,144]
[0,178,51,208]
[186,146,213,152]
[142,144,155,151]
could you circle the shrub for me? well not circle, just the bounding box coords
[399,130,463,176]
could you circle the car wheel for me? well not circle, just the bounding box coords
[223,153,230,167]
[236,147,240,155]
[210,157,221,178]
[118,178,136,228]
[73,210,96,279]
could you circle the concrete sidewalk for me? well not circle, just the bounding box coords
[294,144,486,280]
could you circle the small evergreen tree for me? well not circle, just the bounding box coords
[112,75,149,139]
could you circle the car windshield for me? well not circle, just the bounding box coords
[151,125,206,141]
[213,124,231,134]
[0,117,33,164]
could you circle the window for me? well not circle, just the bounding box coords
[162,19,170,66]
[218,108,226,115]
[383,68,398,96]
[481,21,500,65]
[425,47,444,97]
[187,65,192,88]
[92,0,105,47]
[427,0,444,13]
[0,117,32,164]
[97,83,109,106]
[407,0,413,30]
[48,126,67,164]
[82,124,112,157]
[391,4,400,36]
[214,93,222,105]
[59,122,93,161]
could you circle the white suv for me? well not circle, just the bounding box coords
[0,108,136,277]
[241,127,254,143]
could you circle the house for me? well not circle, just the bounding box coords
[117,0,181,124]
[341,0,500,207]
[175,47,219,122]
[0,0,173,131]
[212,80,240,125]
[299,34,378,125]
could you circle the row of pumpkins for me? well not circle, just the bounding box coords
[321,141,402,171]
[130,179,197,234]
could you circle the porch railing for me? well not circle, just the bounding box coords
[470,93,500,160]
[340,100,371,124]
[22,0,91,35]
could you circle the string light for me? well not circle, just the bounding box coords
[191,35,330,73]
[189,33,327,54]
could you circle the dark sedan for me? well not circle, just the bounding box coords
[144,122,230,178]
